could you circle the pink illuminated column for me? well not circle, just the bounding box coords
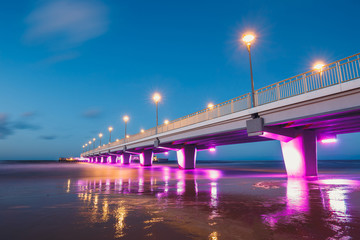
[140,150,153,166]
[176,145,197,169]
[110,155,117,164]
[121,153,131,164]
[280,130,317,177]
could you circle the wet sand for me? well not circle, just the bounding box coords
[1,161,360,239]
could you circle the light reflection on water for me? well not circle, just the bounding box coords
[70,164,360,239]
[1,162,360,239]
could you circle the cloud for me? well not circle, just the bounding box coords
[39,135,57,140]
[0,112,41,140]
[0,114,14,139]
[12,121,41,130]
[24,0,108,48]
[82,108,102,119]
[21,111,37,118]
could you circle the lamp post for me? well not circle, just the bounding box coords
[242,33,256,107]
[85,143,88,152]
[88,141,92,151]
[123,115,129,143]
[108,127,113,143]
[314,62,325,88]
[153,93,161,134]
[98,133,103,147]
[82,145,85,153]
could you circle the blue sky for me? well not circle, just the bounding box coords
[0,0,359,160]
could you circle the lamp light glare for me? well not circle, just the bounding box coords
[209,147,216,152]
[108,126,113,132]
[242,33,255,45]
[164,119,169,125]
[153,93,161,103]
[208,103,214,109]
[123,115,129,122]
[314,62,325,71]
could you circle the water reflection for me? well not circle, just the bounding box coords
[70,165,360,239]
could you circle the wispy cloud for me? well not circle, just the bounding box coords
[0,112,41,140]
[39,135,57,140]
[24,0,108,48]
[0,114,14,139]
[82,108,102,119]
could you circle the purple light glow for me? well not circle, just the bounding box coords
[209,147,216,152]
[320,138,337,144]
[164,152,169,155]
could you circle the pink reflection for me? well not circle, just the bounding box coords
[206,169,221,180]
[281,140,306,177]
[286,179,309,213]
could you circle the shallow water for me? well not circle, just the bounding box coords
[1,161,360,239]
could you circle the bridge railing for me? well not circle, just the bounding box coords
[85,53,360,155]
[255,53,360,106]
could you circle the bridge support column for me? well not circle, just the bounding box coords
[120,153,131,164]
[177,145,197,169]
[280,130,317,177]
[110,155,117,164]
[140,150,153,166]
[100,156,104,163]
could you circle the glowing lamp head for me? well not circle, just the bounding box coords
[164,119,169,125]
[153,93,161,103]
[141,129,145,133]
[82,145,84,148]
[321,138,337,144]
[89,141,92,144]
[164,152,169,155]
[85,144,87,146]
[207,103,214,109]
[99,133,103,138]
[116,139,119,142]
[123,115,129,122]
[242,33,255,45]
[209,147,216,152]
[108,126,113,132]
[92,138,95,141]
[126,135,130,138]
[314,62,325,71]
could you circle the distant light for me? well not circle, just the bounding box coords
[141,129,145,133]
[108,126,113,132]
[93,138,95,141]
[313,62,325,71]
[321,138,337,144]
[164,119,169,125]
[99,133,103,138]
[207,103,214,109]
[116,139,119,142]
[164,152,169,155]
[89,141,92,144]
[123,115,129,122]
[153,93,161,103]
[209,147,216,152]
[126,135,130,138]
[242,33,255,45]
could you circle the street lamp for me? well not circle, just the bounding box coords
[314,62,325,87]
[82,145,85,153]
[85,143,88,151]
[88,141,92,151]
[141,129,145,133]
[153,93,161,134]
[164,119,169,125]
[207,103,214,110]
[241,32,256,107]
[123,115,129,143]
[98,133,103,146]
[92,138,96,150]
[108,127,113,143]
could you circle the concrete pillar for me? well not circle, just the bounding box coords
[140,150,153,166]
[100,156,104,163]
[110,155,117,164]
[176,145,197,169]
[280,130,317,177]
[121,153,131,164]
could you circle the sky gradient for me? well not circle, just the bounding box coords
[1,0,360,160]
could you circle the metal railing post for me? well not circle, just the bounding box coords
[231,100,234,113]
[336,62,343,84]
[302,74,308,93]
[276,83,280,100]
